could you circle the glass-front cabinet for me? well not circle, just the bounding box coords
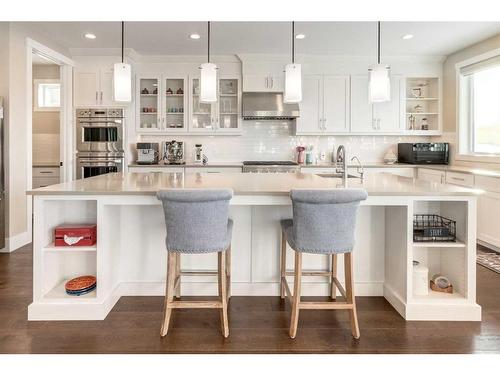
[189,76,241,133]
[137,76,161,132]
[136,75,188,134]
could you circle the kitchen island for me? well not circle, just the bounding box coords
[27,172,481,321]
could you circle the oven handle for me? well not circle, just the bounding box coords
[78,121,122,127]
[78,159,122,164]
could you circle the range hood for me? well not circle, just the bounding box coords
[242,92,299,120]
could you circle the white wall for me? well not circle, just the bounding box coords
[4,22,70,251]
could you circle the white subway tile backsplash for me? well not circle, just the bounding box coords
[134,120,431,164]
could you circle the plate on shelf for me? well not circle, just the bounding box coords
[65,275,96,292]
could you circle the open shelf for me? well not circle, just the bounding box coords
[44,280,96,300]
[406,97,438,101]
[140,94,157,97]
[412,240,465,248]
[412,289,467,304]
[43,242,97,252]
[406,112,438,115]
[165,94,184,97]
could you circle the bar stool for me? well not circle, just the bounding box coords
[157,189,233,338]
[280,189,368,339]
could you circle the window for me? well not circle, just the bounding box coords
[34,79,60,111]
[458,53,500,158]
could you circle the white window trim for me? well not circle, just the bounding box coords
[33,78,61,112]
[456,47,500,164]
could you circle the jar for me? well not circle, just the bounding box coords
[413,261,429,296]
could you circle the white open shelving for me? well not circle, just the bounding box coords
[43,242,97,252]
[405,77,441,134]
[44,280,97,301]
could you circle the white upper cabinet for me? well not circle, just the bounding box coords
[242,62,285,92]
[296,75,322,133]
[74,65,124,107]
[296,75,350,135]
[350,74,404,133]
[323,75,350,132]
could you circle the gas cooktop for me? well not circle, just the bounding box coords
[242,161,298,166]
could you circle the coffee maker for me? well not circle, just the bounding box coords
[163,140,185,165]
[136,143,159,165]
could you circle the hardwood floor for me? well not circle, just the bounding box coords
[1,244,500,353]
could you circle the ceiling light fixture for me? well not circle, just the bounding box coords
[368,21,391,103]
[199,21,217,103]
[284,21,302,104]
[295,33,306,39]
[402,34,414,40]
[113,21,132,102]
[190,33,201,40]
[84,33,96,39]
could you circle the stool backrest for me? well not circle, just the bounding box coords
[290,189,368,253]
[157,189,233,253]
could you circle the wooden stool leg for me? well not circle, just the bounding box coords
[226,245,231,300]
[161,252,177,337]
[280,230,287,299]
[218,251,229,338]
[175,253,181,298]
[345,252,360,339]
[330,254,338,300]
[289,251,302,338]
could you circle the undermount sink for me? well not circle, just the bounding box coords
[315,173,359,179]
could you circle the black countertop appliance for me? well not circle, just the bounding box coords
[397,143,449,165]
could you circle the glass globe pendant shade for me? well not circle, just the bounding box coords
[200,62,218,103]
[113,62,132,102]
[284,63,302,103]
[368,64,391,103]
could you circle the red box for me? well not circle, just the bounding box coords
[54,224,97,247]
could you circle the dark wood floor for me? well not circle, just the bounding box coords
[1,244,500,354]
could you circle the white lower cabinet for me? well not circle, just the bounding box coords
[32,167,60,188]
[418,168,445,183]
[475,175,500,248]
[446,171,474,188]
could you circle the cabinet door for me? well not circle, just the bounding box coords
[163,76,188,133]
[136,75,162,132]
[217,78,241,133]
[74,69,99,107]
[99,68,119,106]
[418,168,445,183]
[296,75,322,134]
[478,192,500,248]
[350,75,374,133]
[267,74,284,92]
[323,75,349,133]
[372,76,403,132]
[190,77,216,133]
[243,74,270,92]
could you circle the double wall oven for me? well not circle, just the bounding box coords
[76,108,124,179]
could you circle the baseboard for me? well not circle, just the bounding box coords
[0,231,31,253]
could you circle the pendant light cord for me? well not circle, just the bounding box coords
[207,21,211,63]
[292,21,295,64]
[377,21,381,64]
[121,21,124,63]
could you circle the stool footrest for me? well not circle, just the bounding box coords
[170,300,223,309]
[180,271,218,276]
[299,302,354,310]
[285,270,332,277]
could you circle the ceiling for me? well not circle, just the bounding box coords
[25,21,500,57]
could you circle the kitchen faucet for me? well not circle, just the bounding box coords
[335,145,347,180]
[350,156,364,181]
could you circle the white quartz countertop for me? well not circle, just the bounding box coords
[129,162,243,168]
[28,172,480,196]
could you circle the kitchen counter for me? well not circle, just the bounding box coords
[128,162,243,168]
[28,172,480,323]
[28,171,479,197]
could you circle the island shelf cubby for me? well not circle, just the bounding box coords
[34,199,98,304]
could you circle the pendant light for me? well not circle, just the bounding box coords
[284,21,302,103]
[368,21,391,103]
[113,21,132,102]
[199,21,217,103]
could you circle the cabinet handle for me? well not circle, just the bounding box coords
[377,119,381,130]
[39,171,54,174]
[323,118,327,130]
[100,91,103,103]
[451,176,466,181]
[265,77,269,88]
[95,91,98,104]
[270,77,274,88]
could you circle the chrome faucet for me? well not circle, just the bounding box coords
[350,156,364,181]
[335,145,347,180]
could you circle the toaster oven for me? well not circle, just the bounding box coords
[397,143,449,165]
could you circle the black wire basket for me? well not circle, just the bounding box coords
[413,214,456,242]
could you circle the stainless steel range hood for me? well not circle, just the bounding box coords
[242,92,299,120]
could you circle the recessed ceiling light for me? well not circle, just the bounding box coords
[85,33,96,40]
[402,34,414,40]
[295,34,306,40]
[190,33,201,40]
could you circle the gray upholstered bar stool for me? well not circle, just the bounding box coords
[280,189,368,339]
[157,189,233,338]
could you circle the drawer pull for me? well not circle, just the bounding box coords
[451,177,465,181]
[39,171,54,174]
